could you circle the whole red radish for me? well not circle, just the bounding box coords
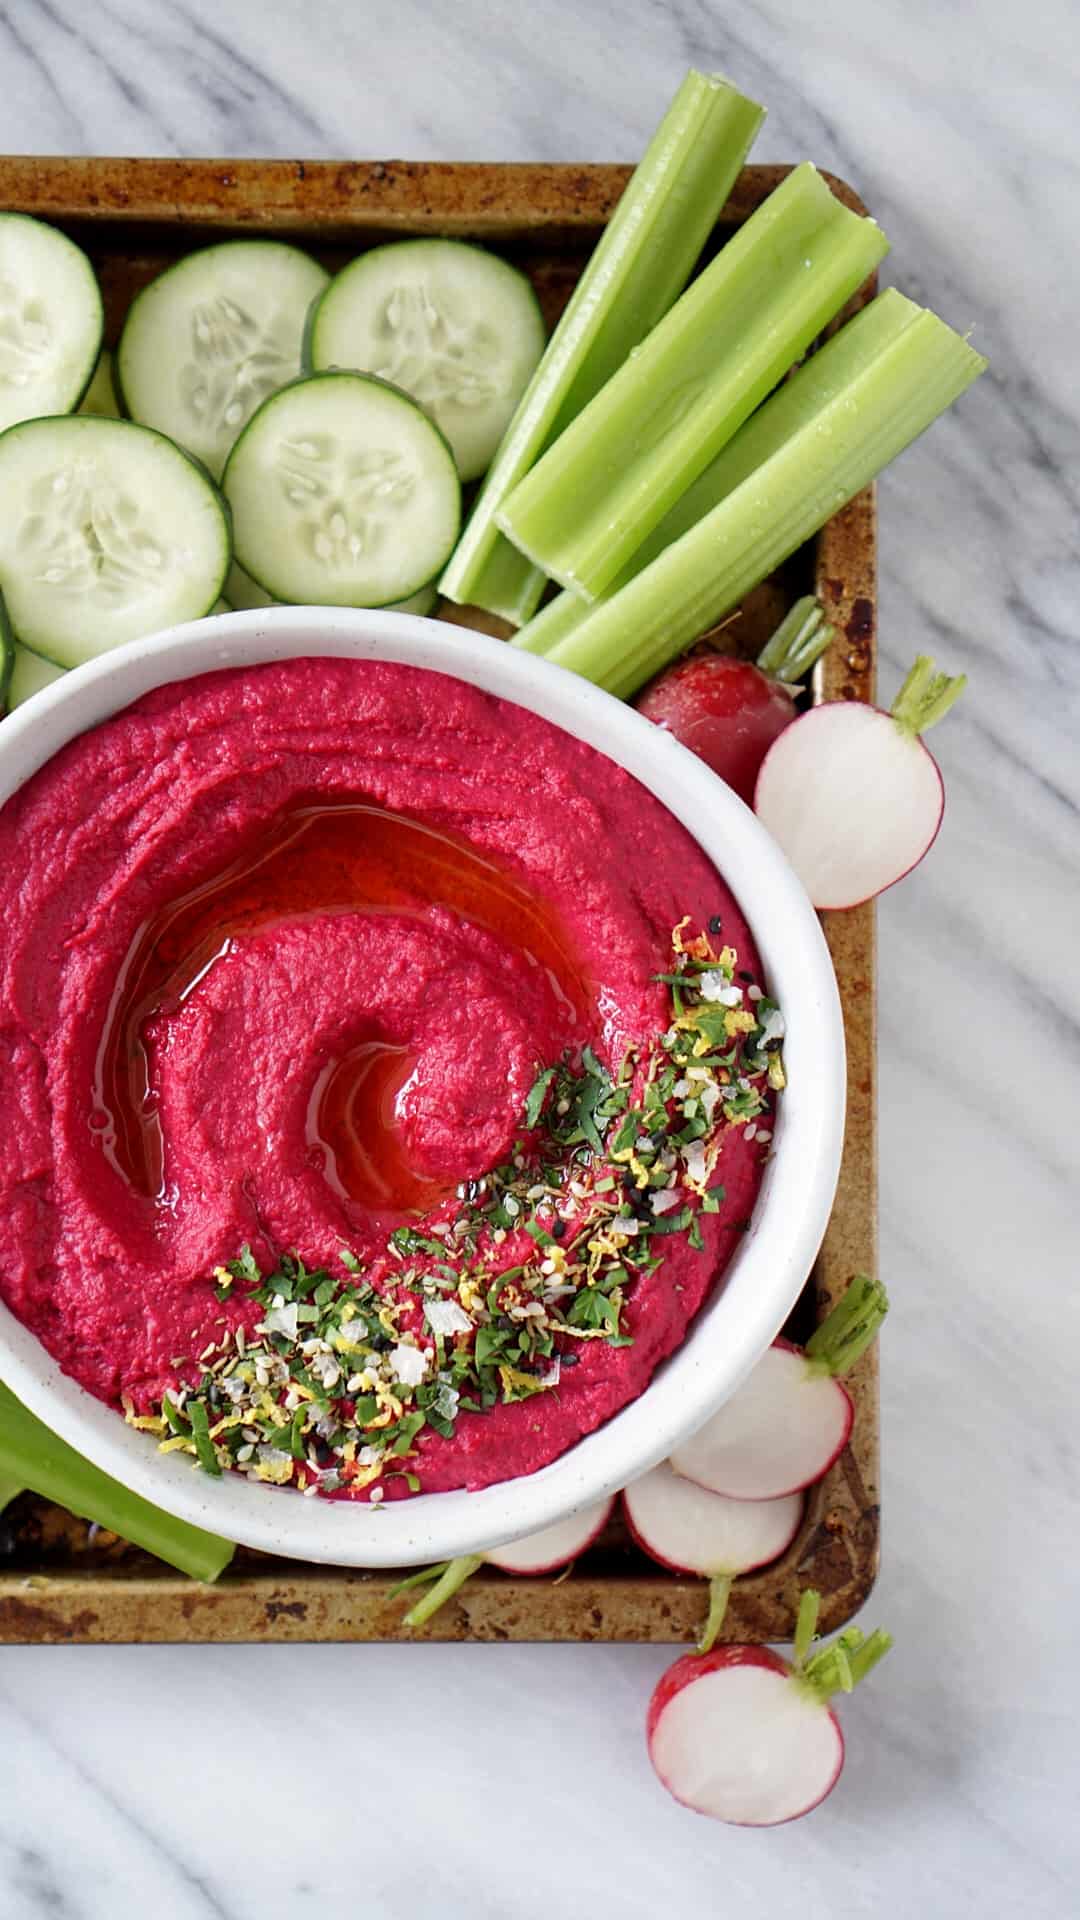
[754,654,966,908]
[623,1461,803,1651]
[647,1589,892,1825]
[395,1494,615,1628]
[635,596,833,803]
[670,1274,887,1503]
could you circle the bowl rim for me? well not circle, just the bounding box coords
[0,607,846,1568]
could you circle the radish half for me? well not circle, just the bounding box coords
[484,1497,614,1574]
[754,654,966,909]
[396,1494,615,1628]
[647,1589,892,1825]
[670,1274,887,1502]
[623,1461,803,1651]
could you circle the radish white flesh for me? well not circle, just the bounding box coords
[398,1496,615,1627]
[648,1646,844,1825]
[646,1589,893,1826]
[624,1463,803,1576]
[670,1274,887,1502]
[754,654,966,910]
[671,1344,850,1500]
[484,1494,614,1574]
[624,1462,802,1651]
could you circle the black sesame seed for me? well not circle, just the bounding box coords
[708,914,723,933]
[739,970,753,983]
[552,1219,567,1240]
[559,1351,580,1368]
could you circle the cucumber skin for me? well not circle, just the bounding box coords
[222,369,461,608]
[0,591,14,713]
[0,415,234,669]
[0,212,105,420]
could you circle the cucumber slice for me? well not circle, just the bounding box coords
[79,347,121,417]
[390,583,438,617]
[117,240,330,479]
[224,557,277,610]
[222,371,460,606]
[0,416,231,667]
[223,556,437,618]
[0,213,104,432]
[5,638,66,712]
[309,240,546,481]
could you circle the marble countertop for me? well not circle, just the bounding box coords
[2,2,1077,1914]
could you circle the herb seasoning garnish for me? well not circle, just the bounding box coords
[130,921,784,1498]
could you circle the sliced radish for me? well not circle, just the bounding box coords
[623,1461,802,1650]
[671,1274,887,1502]
[647,1590,892,1825]
[484,1495,614,1574]
[397,1494,615,1628]
[754,654,966,908]
[635,596,834,804]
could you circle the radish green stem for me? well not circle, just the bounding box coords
[498,164,888,601]
[0,1380,234,1582]
[403,1553,483,1628]
[699,1572,733,1654]
[755,595,835,683]
[439,70,765,624]
[793,1586,821,1664]
[804,1275,889,1379]
[537,294,985,698]
[802,1625,894,1701]
[790,1586,893,1702]
[387,1561,451,1599]
[891,654,967,737]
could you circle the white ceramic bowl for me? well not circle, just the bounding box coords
[0,608,845,1567]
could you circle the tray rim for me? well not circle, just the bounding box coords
[0,155,878,1645]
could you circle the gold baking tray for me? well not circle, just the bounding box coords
[0,156,877,1644]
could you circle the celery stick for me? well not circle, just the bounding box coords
[0,1380,234,1582]
[439,70,764,624]
[498,164,888,601]
[514,289,921,657]
[544,301,985,698]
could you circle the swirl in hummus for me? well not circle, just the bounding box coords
[0,658,783,1498]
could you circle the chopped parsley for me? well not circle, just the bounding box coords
[131,917,782,1500]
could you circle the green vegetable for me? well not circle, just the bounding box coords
[0,1380,234,1582]
[535,291,985,697]
[524,1065,557,1129]
[438,69,764,623]
[755,595,835,684]
[403,1553,484,1628]
[512,288,933,661]
[890,655,968,736]
[792,1588,894,1701]
[804,1274,890,1378]
[0,1473,24,1512]
[497,164,888,602]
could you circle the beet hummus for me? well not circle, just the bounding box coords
[0,658,783,1499]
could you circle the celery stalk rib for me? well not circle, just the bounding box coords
[0,1379,234,1582]
[544,305,985,698]
[438,70,764,624]
[513,289,923,656]
[498,164,888,602]
[0,1472,24,1511]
